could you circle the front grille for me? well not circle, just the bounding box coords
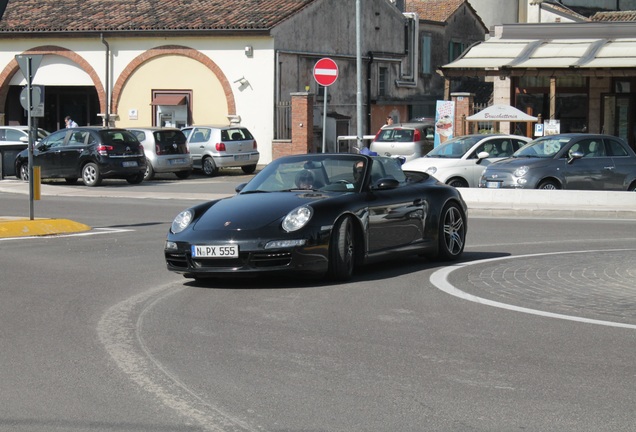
[251,251,292,268]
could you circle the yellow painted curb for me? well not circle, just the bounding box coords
[0,218,92,238]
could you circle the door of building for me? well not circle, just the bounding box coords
[603,94,635,151]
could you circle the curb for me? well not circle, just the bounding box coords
[0,218,92,239]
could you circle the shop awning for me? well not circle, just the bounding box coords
[151,95,186,106]
[439,23,636,77]
[467,104,538,122]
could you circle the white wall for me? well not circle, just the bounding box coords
[0,36,279,163]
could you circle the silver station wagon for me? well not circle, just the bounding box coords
[182,125,259,176]
[479,133,636,191]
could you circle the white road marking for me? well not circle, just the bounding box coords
[430,249,636,330]
[0,227,134,241]
[98,282,258,432]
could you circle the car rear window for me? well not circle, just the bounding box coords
[101,130,139,146]
[221,128,254,141]
[376,129,415,142]
[153,130,188,154]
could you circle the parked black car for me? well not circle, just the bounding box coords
[15,127,146,186]
[479,133,636,191]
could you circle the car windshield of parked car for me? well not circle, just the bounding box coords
[241,155,370,193]
[513,137,572,158]
[426,136,481,158]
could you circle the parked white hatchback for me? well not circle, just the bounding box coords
[401,134,532,187]
[182,125,259,176]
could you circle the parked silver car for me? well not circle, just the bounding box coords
[0,125,49,145]
[182,125,259,176]
[479,133,636,191]
[128,128,192,180]
[402,134,531,187]
[370,122,435,162]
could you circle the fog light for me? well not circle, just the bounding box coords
[265,239,306,249]
[165,241,178,250]
[517,178,527,185]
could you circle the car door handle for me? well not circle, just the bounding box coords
[413,198,423,206]
[604,166,615,170]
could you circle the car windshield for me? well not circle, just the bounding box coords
[241,154,377,193]
[375,128,415,142]
[426,136,482,158]
[514,136,572,158]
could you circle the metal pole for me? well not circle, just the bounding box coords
[356,0,363,149]
[26,57,34,220]
[322,86,328,153]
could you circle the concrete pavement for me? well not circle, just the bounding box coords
[1,178,635,238]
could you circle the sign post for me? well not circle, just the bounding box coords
[16,54,43,220]
[313,58,339,153]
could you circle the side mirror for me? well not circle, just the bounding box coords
[372,178,400,190]
[476,151,490,164]
[235,182,247,193]
[568,151,584,164]
[19,136,28,143]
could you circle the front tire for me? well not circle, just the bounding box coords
[537,180,559,190]
[18,163,29,181]
[437,202,466,260]
[447,177,468,188]
[82,162,102,187]
[202,157,218,176]
[328,216,355,281]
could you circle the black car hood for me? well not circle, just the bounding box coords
[192,191,331,231]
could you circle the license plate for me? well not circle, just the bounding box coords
[486,181,501,189]
[169,158,186,165]
[234,154,249,161]
[122,161,138,167]
[192,244,239,258]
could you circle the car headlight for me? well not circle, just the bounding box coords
[171,209,194,234]
[425,166,437,175]
[513,166,529,177]
[282,205,313,232]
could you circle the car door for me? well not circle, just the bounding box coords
[605,137,636,190]
[563,138,615,190]
[365,159,425,252]
[466,138,515,187]
[35,130,67,177]
[185,127,210,168]
[60,130,89,177]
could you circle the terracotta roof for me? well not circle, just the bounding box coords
[542,1,589,21]
[404,0,465,22]
[591,11,636,22]
[0,0,318,33]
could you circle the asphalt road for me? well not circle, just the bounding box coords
[1,175,636,432]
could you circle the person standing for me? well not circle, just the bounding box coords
[65,116,78,128]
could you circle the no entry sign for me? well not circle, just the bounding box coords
[313,58,339,87]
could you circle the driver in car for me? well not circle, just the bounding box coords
[295,169,315,190]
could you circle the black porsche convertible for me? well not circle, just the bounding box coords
[164,153,467,281]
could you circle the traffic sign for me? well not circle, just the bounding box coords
[20,85,44,117]
[16,55,43,84]
[313,58,339,87]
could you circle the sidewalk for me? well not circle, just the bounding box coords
[1,179,635,238]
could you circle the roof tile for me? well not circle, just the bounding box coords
[405,0,465,22]
[0,0,318,33]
